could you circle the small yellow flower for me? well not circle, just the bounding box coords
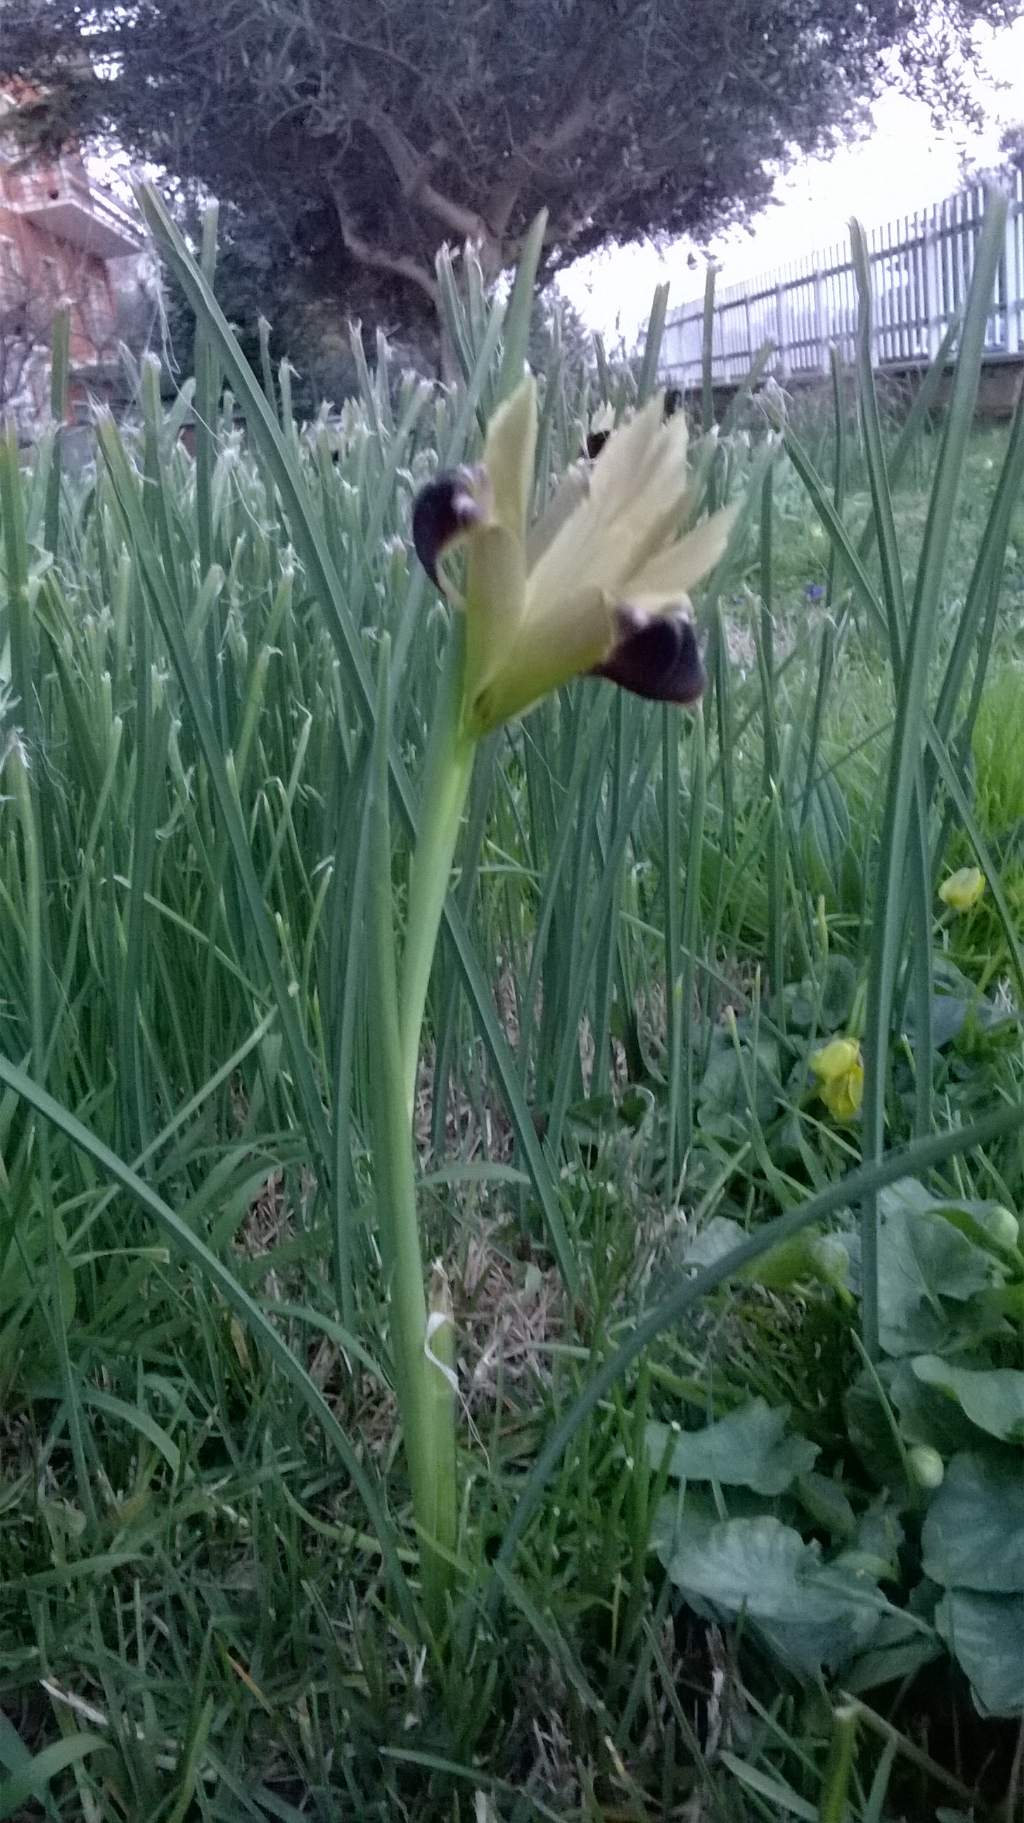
[811,1037,864,1121]
[411,378,735,736]
[938,867,985,913]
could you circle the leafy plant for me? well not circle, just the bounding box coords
[650,1175,1024,1719]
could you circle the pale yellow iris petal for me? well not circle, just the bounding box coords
[593,410,691,564]
[467,587,614,735]
[526,482,659,622]
[626,507,738,610]
[622,492,698,580]
[525,463,590,570]
[588,397,688,519]
[523,507,607,630]
[465,525,528,712]
[461,379,539,710]
[527,403,692,616]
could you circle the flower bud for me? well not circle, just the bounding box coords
[938,867,985,913]
[908,1445,945,1490]
[988,1205,1021,1250]
[810,1233,851,1288]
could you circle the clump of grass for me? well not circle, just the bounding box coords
[973,661,1024,834]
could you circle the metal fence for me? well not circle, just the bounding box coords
[660,168,1024,389]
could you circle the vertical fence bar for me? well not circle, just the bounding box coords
[953,191,962,326]
[1013,169,1024,355]
[775,278,790,378]
[896,217,903,362]
[1005,185,1019,355]
[926,204,943,358]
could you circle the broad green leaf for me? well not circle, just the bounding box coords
[784,955,857,1033]
[911,1356,1024,1444]
[889,1359,984,1459]
[877,1182,1003,1356]
[922,1452,1024,1592]
[795,1472,857,1541]
[680,1215,747,1268]
[835,1501,905,1584]
[924,1198,1022,1260]
[682,1215,825,1289]
[647,1400,817,1496]
[845,1609,943,1696]
[696,1030,783,1139]
[658,1513,884,1679]
[907,992,1007,1051]
[935,1589,1024,1717]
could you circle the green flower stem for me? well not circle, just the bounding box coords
[366,624,479,1638]
[818,1704,858,1823]
[399,618,477,1122]
[425,1261,458,1579]
[368,644,467,1636]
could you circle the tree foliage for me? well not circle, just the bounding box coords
[6,0,1022,351]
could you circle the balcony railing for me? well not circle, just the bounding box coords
[7,162,141,260]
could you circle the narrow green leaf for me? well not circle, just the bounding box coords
[0,1047,415,1629]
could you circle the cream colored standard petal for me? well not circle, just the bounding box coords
[523,399,685,611]
[525,462,591,570]
[618,490,695,583]
[465,587,614,736]
[624,505,737,606]
[587,409,693,593]
[525,426,690,619]
[587,395,686,520]
[523,492,609,623]
[585,397,660,514]
[482,376,538,540]
[526,474,692,621]
[593,412,690,551]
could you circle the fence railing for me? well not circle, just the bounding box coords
[660,168,1024,389]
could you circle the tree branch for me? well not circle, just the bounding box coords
[347,73,495,252]
[329,181,439,307]
[484,89,619,245]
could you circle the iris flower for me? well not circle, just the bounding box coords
[411,377,734,737]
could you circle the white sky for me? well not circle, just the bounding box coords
[558,17,1024,346]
